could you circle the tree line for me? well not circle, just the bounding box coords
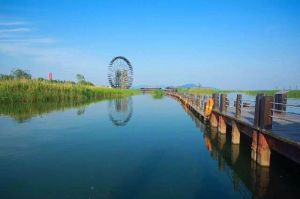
[0,68,94,86]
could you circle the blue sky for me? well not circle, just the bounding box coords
[0,0,299,89]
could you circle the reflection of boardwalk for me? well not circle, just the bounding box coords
[167,92,300,166]
[108,97,133,126]
[181,104,300,199]
[183,105,254,199]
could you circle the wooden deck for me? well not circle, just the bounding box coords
[166,92,300,166]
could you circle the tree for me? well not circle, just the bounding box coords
[76,74,85,83]
[11,69,32,79]
[0,74,14,80]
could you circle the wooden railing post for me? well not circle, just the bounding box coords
[254,94,273,130]
[204,95,207,114]
[274,92,287,113]
[212,93,219,110]
[202,95,207,110]
[254,93,264,128]
[220,94,227,113]
[252,95,273,167]
[236,94,242,118]
[198,95,202,110]
[260,96,274,130]
[218,94,227,134]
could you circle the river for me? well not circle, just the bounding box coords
[0,95,299,199]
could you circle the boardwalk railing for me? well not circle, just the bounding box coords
[166,91,300,167]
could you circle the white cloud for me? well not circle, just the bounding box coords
[0,21,28,26]
[0,38,57,44]
[0,42,106,79]
[0,18,107,85]
[0,28,31,33]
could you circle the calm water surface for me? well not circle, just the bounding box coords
[0,95,299,199]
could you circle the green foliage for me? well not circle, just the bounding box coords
[0,74,14,80]
[50,79,76,84]
[151,89,164,99]
[78,80,94,86]
[179,88,218,95]
[37,77,46,81]
[242,90,300,98]
[11,69,32,79]
[0,79,140,103]
[75,73,94,86]
[287,90,300,98]
[0,101,92,123]
[76,74,85,82]
[242,90,278,96]
[180,88,300,98]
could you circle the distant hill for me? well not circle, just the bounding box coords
[132,84,168,89]
[179,83,198,88]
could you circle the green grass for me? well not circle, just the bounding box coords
[151,89,164,99]
[178,88,300,98]
[0,79,140,103]
[241,90,300,98]
[286,90,300,98]
[178,88,218,95]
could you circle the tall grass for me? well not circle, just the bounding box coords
[0,79,140,103]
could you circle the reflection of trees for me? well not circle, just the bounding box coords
[108,97,133,126]
[0,97,119,122]
[76,107,86,116]
[0,101,96,123]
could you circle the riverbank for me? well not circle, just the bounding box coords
[179,88,300,98]
[0,79,140,103]
[151,89,164,99]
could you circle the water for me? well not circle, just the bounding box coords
[226,92,300,114]
[0,95,299,199]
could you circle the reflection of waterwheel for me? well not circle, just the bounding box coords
[108,97,133,126]
[108,56,133,89]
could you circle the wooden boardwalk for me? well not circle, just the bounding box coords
[166,91,300,166]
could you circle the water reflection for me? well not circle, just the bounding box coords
[108,97,133,126]
[0,101,93,123]
[181,103,300,199]
[76,107,86,116]
[0,97,134,126]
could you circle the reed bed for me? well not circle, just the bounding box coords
[0,79,140,103]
